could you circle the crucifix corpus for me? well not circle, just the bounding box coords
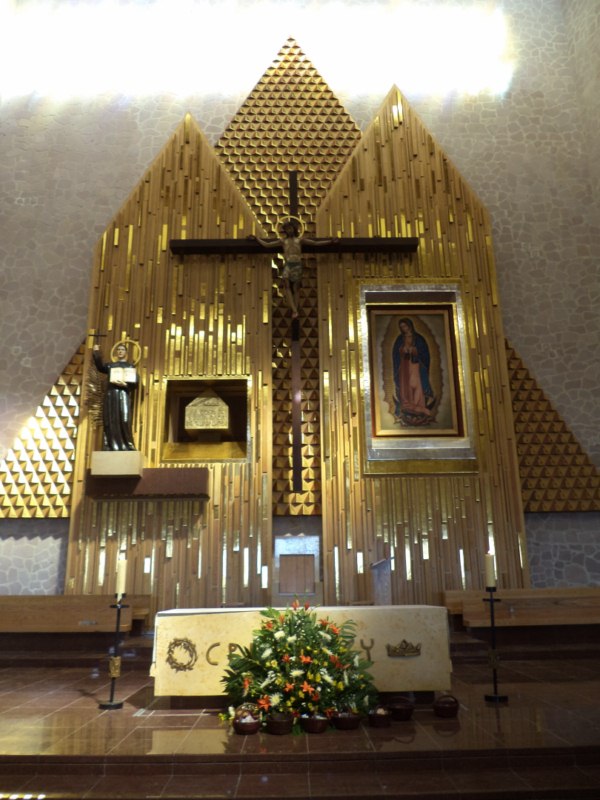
[169,171,419,491]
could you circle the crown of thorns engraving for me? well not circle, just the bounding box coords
[166,638,198,672]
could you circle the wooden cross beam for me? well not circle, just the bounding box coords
[169,172,418,494]
[170,236,418,256]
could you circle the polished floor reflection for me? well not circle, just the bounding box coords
[0,656,599,798]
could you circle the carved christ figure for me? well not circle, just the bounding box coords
[251,218,334,318]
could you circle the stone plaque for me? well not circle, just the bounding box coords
[185,391,229,432]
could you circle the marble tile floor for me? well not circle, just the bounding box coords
[0,658,599,799]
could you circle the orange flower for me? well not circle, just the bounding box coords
[291,599,299,610]
[301,680,312,693]
[284,682,294,693]
[300,653,312,664]
[319,618,330,628]
[264,621,274,630]
[329,624,340,635]
[281,653,291,663]
[243,676,252,693]
[257,695,271,711]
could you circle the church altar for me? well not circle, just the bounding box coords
[150,605,452,697]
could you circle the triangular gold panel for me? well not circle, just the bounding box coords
[507,341,600,512]
[0,344,84,519]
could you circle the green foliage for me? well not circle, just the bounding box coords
[221,601,377,721]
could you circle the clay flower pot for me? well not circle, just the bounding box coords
[368,707,392,728]
[232,702,261,734]
[300,715,329,734]
[265,714,294,735]
[233,717,261,734]
[332,712,362,730]
[389,697,415,722]
[433,694,460,718]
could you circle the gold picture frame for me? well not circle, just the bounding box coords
[359,283,476,472]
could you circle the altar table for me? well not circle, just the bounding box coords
[151,605,452,697]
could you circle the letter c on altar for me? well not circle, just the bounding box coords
[206,642,220,665]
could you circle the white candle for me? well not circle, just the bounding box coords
[485,553,496,588]
[116,557,127,599]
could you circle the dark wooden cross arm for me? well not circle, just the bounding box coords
[169,236,419,256]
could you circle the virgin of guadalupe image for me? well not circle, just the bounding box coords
[391,317,437,425]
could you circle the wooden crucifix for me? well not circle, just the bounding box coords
[169,171,418,492]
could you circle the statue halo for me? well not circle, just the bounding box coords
[278,215,305,238]
[111,338,141,365]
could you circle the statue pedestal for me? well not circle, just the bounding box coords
[91,451,144,476]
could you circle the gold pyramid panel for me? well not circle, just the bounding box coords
[0,344,84,519]
[507,340,600,512]
[216,38,361,518]
[215,38,361,236]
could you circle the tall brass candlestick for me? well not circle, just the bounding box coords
[99,594,128,710]
[484,587,508,705]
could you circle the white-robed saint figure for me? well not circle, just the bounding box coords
[92,341,138,451]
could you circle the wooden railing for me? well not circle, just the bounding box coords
[444,588,600,627]
[0,595,151,634]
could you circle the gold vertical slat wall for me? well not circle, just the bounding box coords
[316,88,528,605]
[66,116,273,614]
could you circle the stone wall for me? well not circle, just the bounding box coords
[527,513,600,587]
[0,0,598,592]
[0,520,68,595]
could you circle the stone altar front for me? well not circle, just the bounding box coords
[151,605,452,697]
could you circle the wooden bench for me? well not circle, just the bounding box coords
[0,595,151,634]
[443,588,600,627]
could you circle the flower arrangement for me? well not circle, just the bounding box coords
[221,601,377,727]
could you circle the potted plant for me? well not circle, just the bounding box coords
[221,601,377,733]
[368,705,392,728]
[231,702,261,734]
[331,707,363,730]
[265,709,294,735]
[388,695,415,721]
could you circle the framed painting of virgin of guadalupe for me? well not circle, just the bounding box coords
[359,284,475,469]
[370,307,461,437]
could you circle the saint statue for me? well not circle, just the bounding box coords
[92,341,138,451]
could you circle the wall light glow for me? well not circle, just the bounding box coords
[0,0,514,101]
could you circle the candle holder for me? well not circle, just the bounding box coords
[98,594,129,710]
[483,587,508,704]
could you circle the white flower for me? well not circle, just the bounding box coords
[319,631,332,642]
[270,692,282,707]
[260,670,278,689]
[287,635,297,643]
[274,630,286,640]
[321,671,334,685]
[262,647,273,659]
[291,668,303,678]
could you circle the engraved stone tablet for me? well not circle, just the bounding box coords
[185,391,229,432]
